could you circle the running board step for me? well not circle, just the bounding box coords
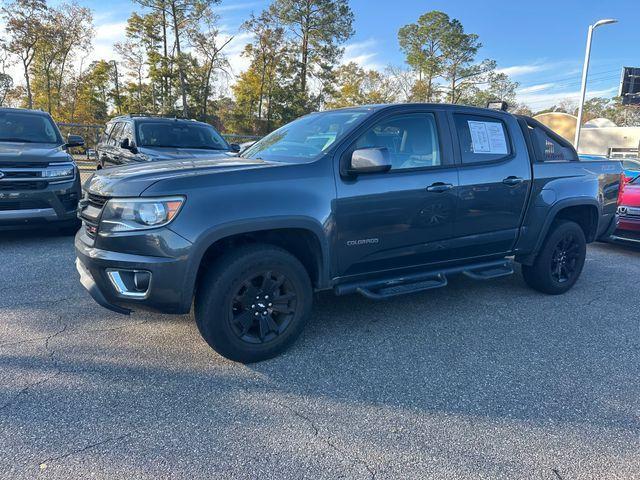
[463,262,514,280]
[357,274,447,300]
[334,259,514,300]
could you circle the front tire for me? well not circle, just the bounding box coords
[195,244,313,363]
[521,220,587,295]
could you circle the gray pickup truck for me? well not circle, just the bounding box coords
[0,107,84,232]
[76,104,621,362]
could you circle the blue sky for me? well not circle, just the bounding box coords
[8,0,640,110]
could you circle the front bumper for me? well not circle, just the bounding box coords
[74,229,194,314]
[0,177,80,229]
[611,214,640,244]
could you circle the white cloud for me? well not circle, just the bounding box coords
[519,86,618,110]
[342,39,381,70]
[496,63,549,77]
[518,83,557,94]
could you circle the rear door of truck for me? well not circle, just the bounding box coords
[448,110,533,258]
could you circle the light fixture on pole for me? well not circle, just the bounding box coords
[574,18,618,151]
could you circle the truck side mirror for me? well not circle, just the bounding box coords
[348,147,392,175]
[66,134,85,148]
[120,138,138,154]
[229,143,241,153]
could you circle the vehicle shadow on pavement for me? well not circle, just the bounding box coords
[1,239,639,477]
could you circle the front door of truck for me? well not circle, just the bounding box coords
[449,112,532,258]
[335,110,459,279]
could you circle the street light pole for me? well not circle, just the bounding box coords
[574,18,618,151]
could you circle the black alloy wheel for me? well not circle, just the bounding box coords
[230,270,297,344]
[550,233,581,283]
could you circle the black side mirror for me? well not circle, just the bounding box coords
[348,147,392,175]
[66,134,85,148]
[229,143,241,153]
[120,138,138,154]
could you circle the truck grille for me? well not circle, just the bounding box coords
[80,192,110,239]
[0,200,50,211]
[0,181,47,191]
[87,193,109,209]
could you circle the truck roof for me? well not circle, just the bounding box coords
[317,102,514,117]
[109,114,214,127]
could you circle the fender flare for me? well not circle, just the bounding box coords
[178,216,331,309]
[521,197,600,264]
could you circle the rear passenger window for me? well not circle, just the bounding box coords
[528,123,578,162]
[353,113,442,171]
[454,114,511,164]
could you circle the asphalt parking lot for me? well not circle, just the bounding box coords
[1,232,639,480]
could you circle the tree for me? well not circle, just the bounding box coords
[326,62,397,108]
[398,11,450,102]
[32,2,93,114]
[188,8,232,119]
[463,71,518,107]
[1,0,48,108]
[269,0,354,98]
[441,22,494,104]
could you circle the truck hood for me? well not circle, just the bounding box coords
[86,153,278,197]
[0,142,71,165]
[138,146,232,160]
[620,183,640,208]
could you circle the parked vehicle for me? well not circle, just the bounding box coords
[76,104,621,362]
[0,107,83,232]
[611,176,640,244]
[94,115,240,169]
[622,158,640,183]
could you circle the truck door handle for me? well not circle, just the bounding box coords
[426,182,453,193]
[502,176,524,186]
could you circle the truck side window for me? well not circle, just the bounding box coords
[122,123,134,143]
[353,113,442,171]
[100,123,114,144]
[528,122,578,162]
[454,114,511,164]
[108,123,124,147]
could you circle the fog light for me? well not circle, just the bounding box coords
[106,269,151,298]
[134,271,151,291]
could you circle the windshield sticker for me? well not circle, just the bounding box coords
[468,121,508,154]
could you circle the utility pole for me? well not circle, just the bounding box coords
[574,18,618,151]
[111,60,121,115]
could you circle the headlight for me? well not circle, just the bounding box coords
[99,197,184,234]
[42,164,75,179]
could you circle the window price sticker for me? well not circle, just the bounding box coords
[468,121,508,154]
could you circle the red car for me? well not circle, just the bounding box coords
[613,175,640,243]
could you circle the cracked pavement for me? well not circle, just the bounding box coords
[1,231,640,479]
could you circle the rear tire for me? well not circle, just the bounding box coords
[194,244,313,363]
[521,220,586,295]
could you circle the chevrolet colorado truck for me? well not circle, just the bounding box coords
[0,107,84,232]
[75,104,621,362]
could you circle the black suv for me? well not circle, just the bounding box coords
[94,115,239,169]
[0,107,83,232]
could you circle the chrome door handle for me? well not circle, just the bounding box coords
[502,176,524,186]
[426,182,453,193]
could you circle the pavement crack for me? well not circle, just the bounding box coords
[38,432,133,469]
[282,404,376,480]
[552,468,564,480]
[0,315,67,413]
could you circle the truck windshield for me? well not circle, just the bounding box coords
[242,110,371,163]
[0,111,62,144]
[137,122,229,150]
